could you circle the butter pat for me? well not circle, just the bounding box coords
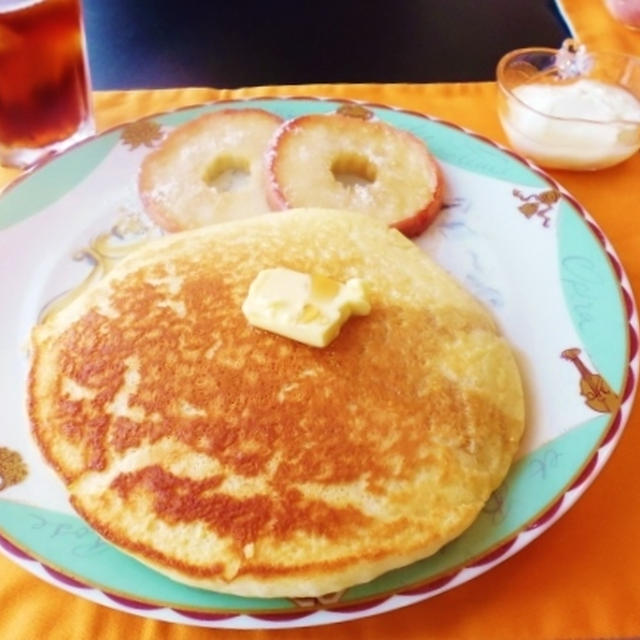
[242,267,371,347]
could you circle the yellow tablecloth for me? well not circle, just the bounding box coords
[557,0,640,55]
[1,83,639,640]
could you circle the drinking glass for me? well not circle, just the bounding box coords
[0,0,94,168]
[603,0,640,30]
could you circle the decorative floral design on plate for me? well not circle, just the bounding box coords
[120,120,164,150]
[0,448,27,491]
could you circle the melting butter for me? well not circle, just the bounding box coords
[242,267,370,347]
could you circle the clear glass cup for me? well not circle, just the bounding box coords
[496,41,640,170]
[0,0,94,169]
[603,0,640,30]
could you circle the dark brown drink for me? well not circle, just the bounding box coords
[0,0,93,167]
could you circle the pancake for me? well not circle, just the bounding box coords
[28,208,524,598]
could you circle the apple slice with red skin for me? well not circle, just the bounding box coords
[139,108,283,232]
[265,111,444,238]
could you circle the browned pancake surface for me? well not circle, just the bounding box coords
[29,208,524,597]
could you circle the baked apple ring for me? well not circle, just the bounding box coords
[265,112,443,237]
[139,108,283,231]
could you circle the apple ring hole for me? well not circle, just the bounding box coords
[202,154,251,192]
[331,152,377,188]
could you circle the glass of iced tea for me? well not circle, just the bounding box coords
[0,0,94,168]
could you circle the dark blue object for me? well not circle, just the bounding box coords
[82,0,571,90]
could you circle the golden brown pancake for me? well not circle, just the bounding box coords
[28,208,524,598]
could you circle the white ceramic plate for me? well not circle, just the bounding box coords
[0,97,636,629]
